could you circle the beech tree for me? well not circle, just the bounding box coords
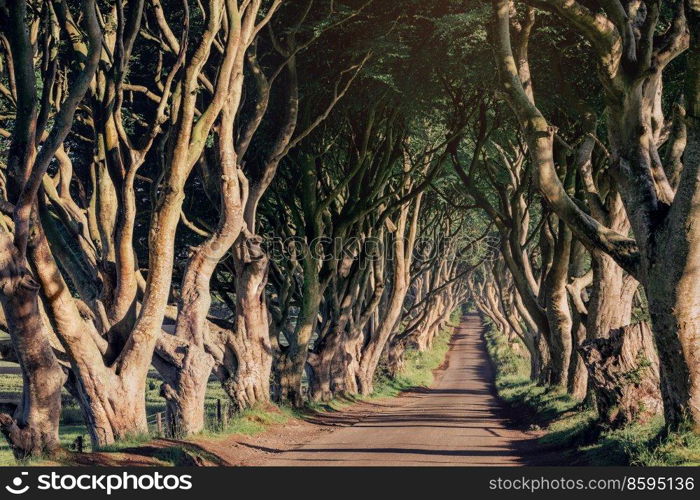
[491,0,699,428]
[0,0,101,456]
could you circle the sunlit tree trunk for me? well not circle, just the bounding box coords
[0,232,65,458]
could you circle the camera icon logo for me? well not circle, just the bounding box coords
[5,472,29,495]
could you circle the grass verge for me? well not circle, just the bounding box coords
[484,318,700,466]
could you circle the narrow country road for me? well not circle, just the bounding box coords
[262,314,542,466]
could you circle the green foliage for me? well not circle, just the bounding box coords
[623,355,653,385]
[432,7,491,58]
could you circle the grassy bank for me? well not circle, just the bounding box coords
[0,315,459,466]
[484,318,700,466]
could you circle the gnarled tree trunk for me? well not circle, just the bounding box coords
[214,233,273,410]
[276,258,322,406]
[155,334,214,437]
[0,234,65,458]
[579,323,663,428]
[156,86,247,435]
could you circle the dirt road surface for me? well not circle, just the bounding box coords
[72,315,546,467]
[258,314,541,466]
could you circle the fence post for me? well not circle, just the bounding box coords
[222,401,229,428]
[217,399,222,427]
[76,435,84,453]
[156,412,163,436]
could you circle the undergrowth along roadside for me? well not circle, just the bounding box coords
[483,317,700,466]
